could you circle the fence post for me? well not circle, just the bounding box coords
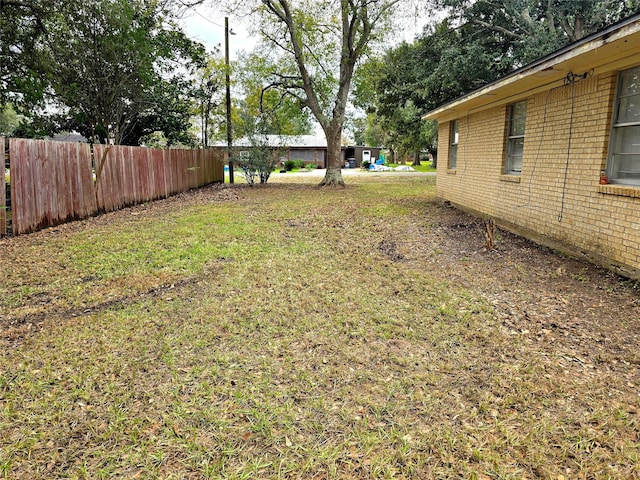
[1,137,5,237]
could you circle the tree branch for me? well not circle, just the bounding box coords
[471,18,525,40]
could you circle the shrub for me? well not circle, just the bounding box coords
[361,160,371,170]
[234,146,279,185]
[284,159,296,171]
[304,163,316,171]
[293,159,305,169]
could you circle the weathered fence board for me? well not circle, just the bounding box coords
[9,139,223,235]
[1,137,5,237]
[10,139,96,235]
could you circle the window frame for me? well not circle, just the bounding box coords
[504,101,527,175]
[607,66,640,186]
[448,119,459,169]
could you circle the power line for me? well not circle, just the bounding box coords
[177,0,225,28]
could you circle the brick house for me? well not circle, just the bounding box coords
[227,135,382,169]
[423,14,640,280]
[231,135,328,168]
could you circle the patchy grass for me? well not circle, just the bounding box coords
[1,175,639,479]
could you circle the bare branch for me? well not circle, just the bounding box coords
[470,18,525,40]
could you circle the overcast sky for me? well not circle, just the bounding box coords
[181,4,428,59]
[181,5,256,59]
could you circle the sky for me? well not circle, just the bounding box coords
[181,5,256,60]
[181,4,428,60]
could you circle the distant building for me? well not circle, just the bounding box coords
[50,133,88,143]
[342,145,382,168]
[224,135,382,168]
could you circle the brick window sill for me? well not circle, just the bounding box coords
[598,184,640,198]
[446,168,456,175]
[500,174,521,183]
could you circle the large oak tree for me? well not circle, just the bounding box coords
[231,0,403,186]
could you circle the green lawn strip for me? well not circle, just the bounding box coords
[0,197,316,320]
[2,177,639,478]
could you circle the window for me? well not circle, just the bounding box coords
[608,66,640,185]
[505,101,527,174]
[449,120,459,169]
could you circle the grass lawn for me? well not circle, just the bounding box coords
[1,175,639,479]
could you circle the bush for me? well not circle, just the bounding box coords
[234,146,279,185]
[304,163,316,171]
[293,159,305,169]
[284,159,296,171]
[361,160,371,170]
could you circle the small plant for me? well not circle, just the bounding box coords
[283,159,295,171]
[361,160,371,169]
[304,163,316,171]
[293,159,305,169]
[484,217,496,249]
[235,152,258,186]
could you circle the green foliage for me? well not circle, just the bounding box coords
[235,52,313,139]
[234,145,279,186]
[283,159,296,171]
[192,54,226,147]
[3,0,205,145]
[293,159,305,170]
[439,0,640,64]
[0,104,22,136]
[241,0,404,179]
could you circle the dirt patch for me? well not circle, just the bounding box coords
[395,199,640,380]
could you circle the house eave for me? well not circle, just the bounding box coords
[422,15,640,122]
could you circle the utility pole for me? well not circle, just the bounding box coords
[225,16,234,184]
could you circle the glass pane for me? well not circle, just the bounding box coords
[616,94,640,124]
[508,155,523,173]
[451,120,459,145]
[613,126,640,154]
[507,137,523,173]
[510,101,527,136]
[620,67,640,97]
[509,137,524,157]
[611,153,640,180]
[449,144,457,168]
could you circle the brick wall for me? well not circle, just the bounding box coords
[436,72,640,279]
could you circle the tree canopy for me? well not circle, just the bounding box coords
[2,0,206,145]
[354,0,640,165]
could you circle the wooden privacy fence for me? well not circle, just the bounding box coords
[5,138,224,236]
[1,137,5,237]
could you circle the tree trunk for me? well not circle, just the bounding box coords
[431,149,438,169]
[319,127,344,186]
[412,149,421,166]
